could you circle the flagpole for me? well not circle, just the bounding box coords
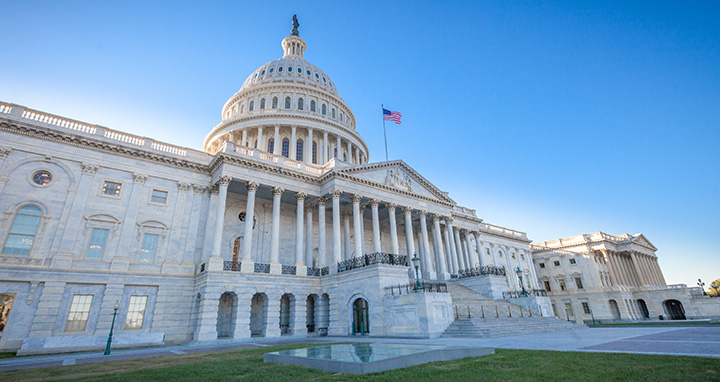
[382,104,389,161]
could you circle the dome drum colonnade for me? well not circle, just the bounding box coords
[204,32,367,166]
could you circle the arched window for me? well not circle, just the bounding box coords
[240,104,245,113]
[298,98,304,110]
[281,138,290,158]
[310,100,316,112]
[272,97,278,109]
[296,139,304,161]
[285,97,291,109]
[2,205,42,255]
[249,101,254,112]
[268,138,274,153]
[331,108,336,118]
[321,104,327,115]
[312,141,317,164]
[334,147,337,158]
[260,98,266,109]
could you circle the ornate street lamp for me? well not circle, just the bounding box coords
[698,279,707,295]
[411,253,423,291]
[104,300,120,356]
[515,266,529,297]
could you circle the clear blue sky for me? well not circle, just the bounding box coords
[2,1,718,287]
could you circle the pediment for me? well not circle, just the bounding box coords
[629,233,657,250]
[335,160,455,204]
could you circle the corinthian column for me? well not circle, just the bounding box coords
[209,176,231,271]
[342,211,352,260]
[370,199,382,253]
[418,211,436,279]
[317,197,327,268]
[454,227,466,271]
[432,215,450,280]
[305,204,315,267]
[269,186,284,274]
[273,124,280,155]
[351,194,363,258]
[442,221,457,274]
[240,180,258,273]
[388,203,399,255]
[294,192,307,274]
[331,190,342,266]
[403,207,416,258]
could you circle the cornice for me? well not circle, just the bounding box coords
[0,120,211,175]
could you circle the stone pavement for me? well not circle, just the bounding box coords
[1,326,718,372]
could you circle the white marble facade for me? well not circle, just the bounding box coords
[0,26,539,354]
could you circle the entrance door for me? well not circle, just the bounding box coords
[352,298,369,335]
[663,299,686,320]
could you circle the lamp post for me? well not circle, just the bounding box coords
[104,300,120,356]
[697,279,706,296]
[515,266,529,297]
[411,253,423,291]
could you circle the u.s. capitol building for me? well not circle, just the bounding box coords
[0,19,715,355]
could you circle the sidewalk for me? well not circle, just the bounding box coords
[1,326,718,372]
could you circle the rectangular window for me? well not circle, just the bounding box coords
[575,277,584,290]
[569,258,577,265]
[553,260,560,267]
[543,280,551,292]
[85,228,109,260]
[150,189,168,204]
[65,294,93,331]
[124,295,148,329]
[564,302,574,317]
[559,279,566,291]
[139,233,159,263]
[0,293,15,334]
[102,181,122,197]
[582,302,591,315]
[539,263,546,269]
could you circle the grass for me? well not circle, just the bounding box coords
[0,344,718,382]
[0,353,14,359]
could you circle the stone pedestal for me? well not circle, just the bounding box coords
[382,291,453,338]
[457,275,509,300]
[508,295,554,317]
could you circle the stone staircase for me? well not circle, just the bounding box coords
[441,281,584,338]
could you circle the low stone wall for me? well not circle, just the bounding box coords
[17,332,165,355]
[382,292,453,338]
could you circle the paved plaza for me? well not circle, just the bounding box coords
[0,325,718,373]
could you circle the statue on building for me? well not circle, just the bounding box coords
[291,14,300,36]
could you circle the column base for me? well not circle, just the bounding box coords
[329,263,338,274]
[269,262,282,275]
[437,271,451,281]
[295,264,308,276]
[240,258,255,274]
[422,271,437,281]
[206,256,224,272]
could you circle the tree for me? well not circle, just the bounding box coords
[708,279,720,297]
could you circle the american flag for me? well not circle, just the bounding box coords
[383,108,402,124]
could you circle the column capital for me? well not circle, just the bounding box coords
[432,215,441,224]
[369,199,380,208]
[177,182,191,192]
[350,194,362,204]
[387,202,397,211]
[305,204,315,212]
[331,189,343,199]
[360,205,366,213]
[316,197,328,206]
[291,124,297,129]
[209,184,219,195]
[444,217,454,225]
[133,173,148,184]
[271,186,285,197]
[245,180,259,192]
[81,163,99,174]
[418,210,428,217]
[294,192,307,201]
[402,206,414,214]
[274,124,281,129]
[192,184,207,194]
[215,176,231,187]
[341,211,352,218]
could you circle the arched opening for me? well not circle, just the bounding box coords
[285,97,291,109]
[331,108,336,118]
[310,100,316,112]
[312,141,317,164]
[318,293,330,336]
[296,139,304,161]
[638,299,650,319]
[230,237,242,271]
[321,104,326,115]
[272,97,278,109]
[608,299,621,320]
[306,294,317,334]
[260,98,266,109]
[280,293,294,335]
[267,138,274,154]
[298,98,304,110]
[250,293,267,337]
[281,138,290,158]
[663,299,686,320]
[217,292,236,338]
[240,104,244,113]
[352,298,369,335]
[249,101,254,112]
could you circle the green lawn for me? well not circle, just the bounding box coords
[588,322,720,327]
[0,344,718,382]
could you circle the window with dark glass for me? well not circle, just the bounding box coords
[249,101,254,112]
[285,97,291,109]
[296,139,303,161]
[281,138,290,158]
[2,205,42,255]
[32,171,52,186]
[312,141,317,164]
[268,138,274,153]
[310,100,316,112]
[102,181,122,197]
[272,97,278,108]
[260,98,266,109]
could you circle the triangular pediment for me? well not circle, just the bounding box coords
[335,160,455,204]
[629,233,657,251]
